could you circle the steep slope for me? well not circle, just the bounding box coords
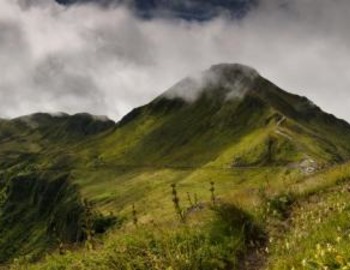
[0,171,83,262]
[83,63,350,170]
[0,114,115,262]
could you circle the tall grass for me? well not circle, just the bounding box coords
[10,201,264,270]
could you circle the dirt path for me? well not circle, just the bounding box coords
[240,246,267,270]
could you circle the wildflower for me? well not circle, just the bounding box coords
[326,243,333,252]
[316,243,321,251]
[320,249,325,257]
[285,241,290,250]
[302,259,307,267]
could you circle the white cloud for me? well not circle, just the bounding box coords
[0,0,350,122]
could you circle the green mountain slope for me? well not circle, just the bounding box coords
[0,113,115,261]
[80,63,350,170]
[1,63,350,267]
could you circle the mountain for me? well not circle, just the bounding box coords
[0,112,115,168]
[1,63,350,266]
[100,63,350,169]
[0,113,115,262]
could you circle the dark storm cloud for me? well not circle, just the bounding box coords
[54,0,256,21]
[18,0,51,8]
[1,0,350,122]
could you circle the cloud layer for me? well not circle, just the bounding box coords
[1,0,350,121]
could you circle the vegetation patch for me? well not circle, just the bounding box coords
[11,201,264,270]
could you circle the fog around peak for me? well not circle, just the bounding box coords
[163,63,259,102]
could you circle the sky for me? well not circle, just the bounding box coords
[1,0,350,122]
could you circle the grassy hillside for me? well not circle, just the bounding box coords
[0,113,116,262]
[1,64,350,269]
[10,160,350,270]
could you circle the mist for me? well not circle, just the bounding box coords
[1,0,350,121]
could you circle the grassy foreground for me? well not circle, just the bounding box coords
[4,162,350,270]
[11,203,264,270]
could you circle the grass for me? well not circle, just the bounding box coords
[264,163,350,269]
[2,71,350,268]
[10,202,265,270]
[267,184,350,269]
[4,159,349,268]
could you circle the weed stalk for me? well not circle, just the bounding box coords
[210,181,216,206]
[132,203,138,227]
[82,199,94,251]
[171,183,185,222]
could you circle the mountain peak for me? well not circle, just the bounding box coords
[11,112,115,138]
[209,63,259,80]
[161,63,260,102]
